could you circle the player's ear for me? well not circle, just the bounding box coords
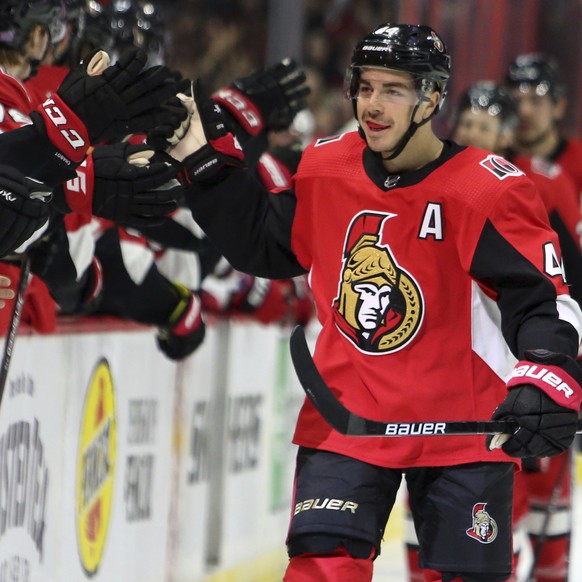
[554,95,567,122]
[421,90,441,120]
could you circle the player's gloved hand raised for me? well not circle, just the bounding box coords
[146,95,191,152]
[33,48,185,165]
[487,349,582,457]
[92,142,180,228]
[0,165,52,258]
[212,58,310,135]
[156,283,206,361]
[168,80,245,184]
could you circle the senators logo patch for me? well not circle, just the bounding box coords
[466,503,498,544]
[332,212,423,354]
[479,154,524,180]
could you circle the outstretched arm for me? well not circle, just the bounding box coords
[168,81,306,279]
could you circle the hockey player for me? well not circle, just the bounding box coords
[505,53,582,210]
[502,55,582,582]
[402,81,582,582]
[164,22,582,581]
[0,0,184,330]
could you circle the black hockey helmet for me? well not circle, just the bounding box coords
[109,0,138,52]
[76,0,116,59]
[505,53,565,101]
[345,23,451,114]
[457,81,518,129]
[134,1,166,65]
[0,0,65,51]
[63,0,84,20]
[345,23,451,160]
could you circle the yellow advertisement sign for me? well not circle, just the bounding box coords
[76,359,117,575]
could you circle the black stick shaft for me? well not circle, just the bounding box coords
[0,255,31,405]
[289,326,582,437]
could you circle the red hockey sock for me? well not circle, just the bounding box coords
[284,546,374,581]
[529,535,570,582]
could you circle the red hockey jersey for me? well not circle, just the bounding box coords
[552,138,582,210]
[289,132,579,468]
[187,131,582,469]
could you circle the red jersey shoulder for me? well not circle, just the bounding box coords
[557,138,582,190]
[434,146,533,213]
[0,69,34,117]
[526,155,562,180]
[298,131,365,177]
[512,154,577,214]
[448,146,525,181]
[24,65,69,107]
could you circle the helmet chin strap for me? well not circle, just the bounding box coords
[381,104,433,161]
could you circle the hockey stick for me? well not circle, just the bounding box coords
[289,326,582,437]
[0,254,31,405]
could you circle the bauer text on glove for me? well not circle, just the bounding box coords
[487,349,582,458]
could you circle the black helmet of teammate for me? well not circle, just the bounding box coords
[505,53,565,101]
[134,1,166,65]
[0,0,64,52]
[109,0,138,52]
[75,0,115,60]
[458,81,518,130]
[345,23,451,114]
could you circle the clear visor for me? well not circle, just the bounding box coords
[344,66,433,106]
[48,4,67,45]
[49,18,67,44]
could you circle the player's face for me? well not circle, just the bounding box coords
[356,68,427,154]
[453,109,509,153]
[509,86,558,147]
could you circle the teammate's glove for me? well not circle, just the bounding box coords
[32,47,184,165]
[0,165,51,257]
[146,95,191,152]
[230,275,290,324]
[28,224,104,316]
[487,349,582,457]
[168,80,245,184]
[90,143,180,228]
[212,58,310,135]
[28,224,66,281]
[156,283,206,361]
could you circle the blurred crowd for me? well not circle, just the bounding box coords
[165,0,400,142]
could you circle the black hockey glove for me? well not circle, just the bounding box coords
[156,283,206,361]
[487,349,582,458]
[32,48,185,164]
[92,143,180,228]
[169,80,246,185]
[212,58,310,135]
[0,165,52,258]
[146,95,191,152]
[28,222,67,281]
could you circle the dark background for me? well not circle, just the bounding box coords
[155,0,582,140]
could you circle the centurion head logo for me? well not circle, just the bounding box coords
[332,212,423,354]
[76,358,117,575]
[466,502,498,544]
